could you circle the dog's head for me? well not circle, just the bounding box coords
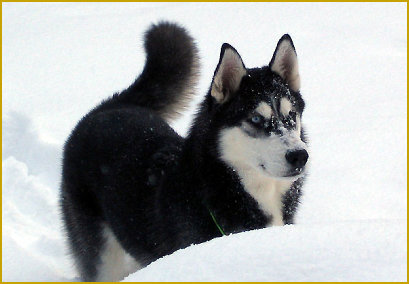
[208,35,308,180]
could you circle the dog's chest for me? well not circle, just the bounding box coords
[237,168,292,226]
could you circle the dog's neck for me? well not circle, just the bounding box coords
[228,163,293,226]
[176,134,270,232]
[181,136,293,229]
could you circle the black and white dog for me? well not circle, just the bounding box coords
[60,22,309,281]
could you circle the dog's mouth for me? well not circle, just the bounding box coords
[284,167,305,178]
[259,163,305,179]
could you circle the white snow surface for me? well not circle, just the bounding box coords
[2,2,407,282]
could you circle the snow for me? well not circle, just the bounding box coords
[126,221,406,282]
[2,2,407,282]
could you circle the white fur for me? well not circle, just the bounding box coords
[256,102,273,118]
[280,97,292,116]
[295,114,301,136]
[279,98,301,136]
[233,164,292,226]
[96,225,141,282]
[219,127,306,178]
[218,126,307,224]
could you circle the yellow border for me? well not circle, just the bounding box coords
[1,1,407,283]
[3,0,409,1]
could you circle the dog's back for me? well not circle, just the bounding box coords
[60,22,199,281]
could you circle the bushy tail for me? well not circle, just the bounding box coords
[118,21,200,121]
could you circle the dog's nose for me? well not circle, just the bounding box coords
[285,149,309,168]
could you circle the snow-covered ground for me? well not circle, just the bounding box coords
[2,2,407,282]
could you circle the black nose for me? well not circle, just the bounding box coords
[285,149,309,168]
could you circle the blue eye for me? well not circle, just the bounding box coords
[251,115,262,124]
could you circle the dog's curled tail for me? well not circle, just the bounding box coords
[119,21,200,122]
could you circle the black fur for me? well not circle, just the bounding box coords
[61,22,306,281]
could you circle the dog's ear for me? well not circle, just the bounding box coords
[211,43,247,104]
[269,34,300,92]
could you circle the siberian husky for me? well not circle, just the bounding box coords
[61,22,309,281]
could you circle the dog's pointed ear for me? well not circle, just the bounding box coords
[211,43,247,104]
[269,34,300,92]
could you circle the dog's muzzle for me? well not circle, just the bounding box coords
[285,149,309,169]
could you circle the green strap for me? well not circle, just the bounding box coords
[208,209,226,236]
